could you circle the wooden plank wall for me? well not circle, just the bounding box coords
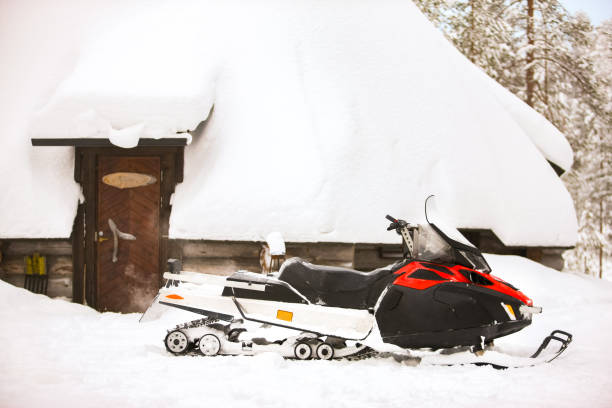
[353,244,403,271]
[459,229,566,271]
[0,235,567,303]
[172,240,357,275]
[174,240,409,274]
[0,239,73,298]
[0,238,395,301]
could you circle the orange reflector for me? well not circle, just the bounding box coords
[166,294,184,300]
[502,303,516,320]
[276,310,293,322]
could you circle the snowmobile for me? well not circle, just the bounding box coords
[142,197,572,366]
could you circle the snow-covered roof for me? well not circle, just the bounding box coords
[482,75,573,172]
[0,0,577,246]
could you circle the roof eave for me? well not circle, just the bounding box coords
[31,138,188,147]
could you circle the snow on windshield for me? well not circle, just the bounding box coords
[424,196,475,248]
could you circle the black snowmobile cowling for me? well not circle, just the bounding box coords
[224,256,534,349]
[222,210,538,349]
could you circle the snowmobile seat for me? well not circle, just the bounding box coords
[277,258,399,309]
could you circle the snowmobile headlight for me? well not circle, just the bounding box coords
[519,305,542,318]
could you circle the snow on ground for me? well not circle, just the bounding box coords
[2,255,612,408]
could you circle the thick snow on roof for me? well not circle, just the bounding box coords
[0,0,113,238]
[3,0,577,246]
[482,75,573,171]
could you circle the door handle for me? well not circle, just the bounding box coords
[108,218,136,263]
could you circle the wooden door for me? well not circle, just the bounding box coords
[97,156,160,312]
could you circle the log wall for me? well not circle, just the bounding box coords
[170,240,356,275]
[0,239,73,299]
[0,232,567,304]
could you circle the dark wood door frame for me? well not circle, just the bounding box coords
[72,146,183,309]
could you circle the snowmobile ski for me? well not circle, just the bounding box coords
[414,329,573,369]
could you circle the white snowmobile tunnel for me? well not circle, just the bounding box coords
[158,271,374,340]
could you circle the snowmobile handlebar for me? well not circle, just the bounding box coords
[385,214,398,223]
[386,214,401,231]
[385,215,415,232]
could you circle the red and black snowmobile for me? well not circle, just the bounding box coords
[144,197,572,367]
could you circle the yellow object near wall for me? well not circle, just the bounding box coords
[24,253,48,294]
[25,253,47,276]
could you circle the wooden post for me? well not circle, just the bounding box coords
[84,150,97,307]
[72,203,85,303]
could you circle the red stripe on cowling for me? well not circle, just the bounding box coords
[392,261,532,306]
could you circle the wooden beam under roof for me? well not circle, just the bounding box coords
[31,138,188,147]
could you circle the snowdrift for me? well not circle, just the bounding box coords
[1,255,612,408]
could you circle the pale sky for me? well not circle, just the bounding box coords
[562,0,611,25]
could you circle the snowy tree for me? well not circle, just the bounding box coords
[414,0,612,277]
[504,6,610,277]
[413,0,516,84]
[412,0,451,28]
[413,0,522,91]
[563,19,612,277]
[447,0,517,84]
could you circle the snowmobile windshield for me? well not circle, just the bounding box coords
[424,195,474,248]
[417,196,492,273]
[414,223,491,273]
[414,223,456,265]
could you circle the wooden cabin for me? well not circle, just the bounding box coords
[0,0,576,313]
[0,137,570,312]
